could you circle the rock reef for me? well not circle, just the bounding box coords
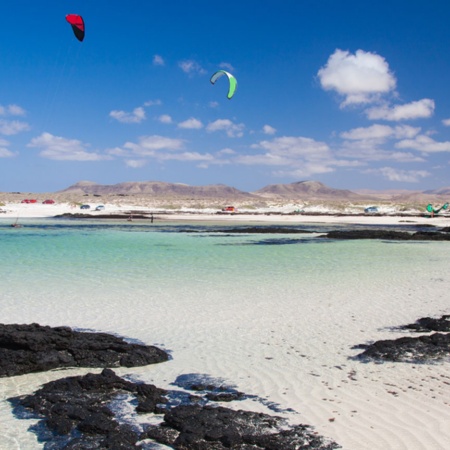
[0,323,169,377]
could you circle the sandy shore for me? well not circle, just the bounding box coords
[1,200,450,227]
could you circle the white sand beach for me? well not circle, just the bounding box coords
[1,200,449,449]
[1,200,449,227]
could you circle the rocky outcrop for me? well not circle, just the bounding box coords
[400,315,450,332]
[323,230,450,240]
[12,369,340,449]
[355,333,450,363]
[355,315,450,363]
[0,323,169,377]
[143,404,340,449]
[12,368,167,449]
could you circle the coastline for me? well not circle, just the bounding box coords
[1,200,449,227]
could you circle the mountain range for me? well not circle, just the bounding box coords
[58,180,450,203]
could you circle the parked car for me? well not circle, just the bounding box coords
[80,204,91,210]
[42,199,55,204]
[95,205,105,211]
[222,206,237,212]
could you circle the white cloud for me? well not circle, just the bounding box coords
[158,114,173,124]
[178,60,206,75]
[209,101,219,108]
[123,135,185,156]
[395,135,450,153]
[178,117,203,129]
[340,124,420,141]
[28,132,109,161]
[0,138,14,157]
[109,107,146,124]
[125,159,147,168]
[0,147,15,157]
[0,104,26,116]
[442,118,450,126]
[217,147,236,155]
[364,167,430,182]
[157,151,214,162]
[144,99,162,107]
[262,124,277,135]
[0,119,30,135]
[206,119,244,137]
[254,136,330,158]
[365,98,435,121]
[219,62,235,72]
[317,49,396,106]
[153,55,165,66]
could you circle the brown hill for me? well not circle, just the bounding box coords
[253,181,366,201]
[59,181,257,200]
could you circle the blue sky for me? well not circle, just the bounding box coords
[1,0,450,193]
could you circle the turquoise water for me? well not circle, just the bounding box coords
[2,218,448,330]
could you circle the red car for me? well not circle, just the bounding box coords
[42,199,55,204]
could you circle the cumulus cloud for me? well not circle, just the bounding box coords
[0,138,14,157]
[153,55,165,66]
[158,114,173,124]
[28,132,109,161]
[254,136,330,158]
[109,107,146,124]
[0,119,30,135]
[157,151,214,162]
[442,118,450,126]
[365,99,435,121]
[206,119,244,137]
[178,60,206,75]
[340,124,420,141]
[395,135,450,153]
[233,135,339,178]
[364,167,430,182]
[262,124,276,135]
[318,49,396,106]
[144,99,162,107]
[125,159,147,168]
[123,135,185,156]
[0,104,26,116]
[178,117,203,129]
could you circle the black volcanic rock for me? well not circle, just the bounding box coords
[400,316,450,332]
[12,368,167,449]
[143,404,340,449]
[0,323,169,377]
[355,333,450,363]
[323,230,450,240]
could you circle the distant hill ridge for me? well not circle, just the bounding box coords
[58,180,450,202]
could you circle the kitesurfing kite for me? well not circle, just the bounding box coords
[210,70,237,99]
[66,14,85,42]
[426,202,449,216]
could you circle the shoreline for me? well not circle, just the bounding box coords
[1,201,450,227]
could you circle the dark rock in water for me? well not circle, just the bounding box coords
[0,323,169,377]
[356,332,450,363]
[10,368,341,449]
[11,368,167,449]
[143,404,340,449]
[215,227,314,234]
[400,315,450,332]
[323,229,450,240]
